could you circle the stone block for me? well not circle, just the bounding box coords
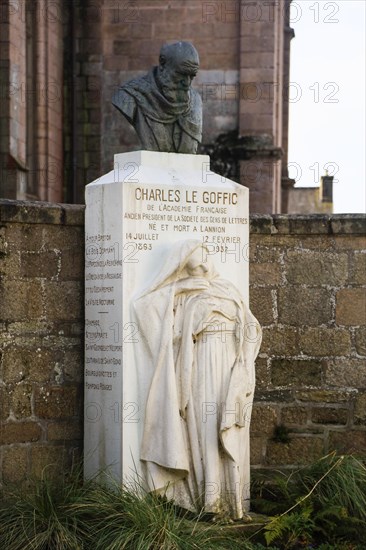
[250,436,264,465]
[0,280,43,321]
[250,262,282,286]
[44,281,83,321]
[255,357,270,389]
[355,327,366,356]
[63,350,84,382]
[34,386,79,419]
[328,430,366,454]
[271,359,322,387]
[0,421,42,444]
[330,215,366,234]
[334,235,366,251]
[352,253,366,284]
[354,392,366,425]
[260,326,298,356]
[255,246,282,263]
[286,250,348,286]
[10,383,33,418]
[249,288,274,325]
[299,235,335,251]
[2,446,28,484]
[254,390,294,403]
[278,287,333,326]
[336,288,366,326]
[59,247,84,280]
[0,201,63,225]
[295,389,355,403]
[30,445,71,480]
[20,251,59,279]
[250,405,278,436]
[298,328,351,357]
[311,407,348,425]
[0,387,10,421]
[281,406,308,425]
[325,359,366,389]
[47,420,82,441]
[266,436,324,466]
[2,348,55,383]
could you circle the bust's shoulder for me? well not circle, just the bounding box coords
[112,87,137,122]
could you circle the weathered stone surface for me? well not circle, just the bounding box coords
[298,328,351,357]
[255,357,271,389]
[254,390,294,403]
[334,235,366,250]
[325,359,366,389]
[30,445,71,480]
[63,350,84,382]
[355,327,366,356]
[336,288,366,326]
[3,348,56,383]
[266,436,324,465]
[299,235,335,251]
[0,280,43,321]
[250,405,278,435]
[0,421,42,444]
[250,288,274,325]
[44,281,83,321]
[47,420,82,441]
[329,431,366,454]
[59,246,84,280]
[295,389,355,403]
[311,407,348,425]
[271,359,322,387]
[250,262,282,286]
[278,287,333,326]
[10,383,33,418]
[330,215,366,235]
[260,326,298,356]
[20,250,59,279]
[286,250,348,286]
[352,253,366,285]
[0,200,63,224]
[34,386,79,419]
[0,386,10,421]
[2,446,28,483]
[255,246,282,263]
[250,436,264,465]
[4,224,45,252]
[354,392,366,424]
[281,406,308,425]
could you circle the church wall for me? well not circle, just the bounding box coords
[1,201,364,488]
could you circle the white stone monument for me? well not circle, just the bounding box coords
[84,151,261,518]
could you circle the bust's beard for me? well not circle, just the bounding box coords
[160,84,190,105]
[156,73,190,105]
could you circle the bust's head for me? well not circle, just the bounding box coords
[156,42,199,103]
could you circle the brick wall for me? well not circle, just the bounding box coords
[1,201,365,488]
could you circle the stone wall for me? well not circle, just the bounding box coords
[0,200,84,486]
[0,201,365,488]
[250,214,366,468]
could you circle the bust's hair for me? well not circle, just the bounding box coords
[159,41,199,71]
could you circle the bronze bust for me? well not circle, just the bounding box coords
[112,42,202,154]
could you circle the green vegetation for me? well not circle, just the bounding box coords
[0,453,365,549]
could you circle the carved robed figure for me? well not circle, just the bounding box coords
[112,42,202,154]
[133,241,262,519]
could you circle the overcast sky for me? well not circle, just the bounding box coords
[288,0,365,213]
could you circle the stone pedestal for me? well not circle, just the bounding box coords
[84,151,251,490]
